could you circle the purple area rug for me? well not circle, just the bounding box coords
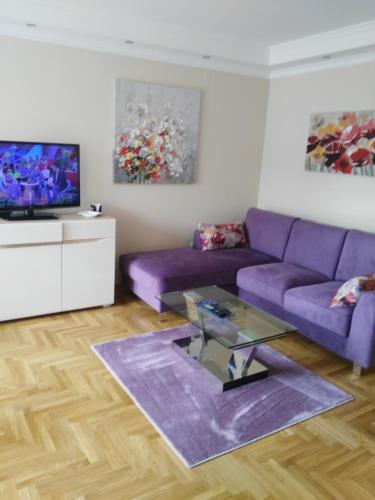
[92,324,353,468]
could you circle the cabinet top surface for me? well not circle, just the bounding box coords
[0,214,115,225]
[59,214,115,222]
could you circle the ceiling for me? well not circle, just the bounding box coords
[1,0,375,78]
[70,0,375,44]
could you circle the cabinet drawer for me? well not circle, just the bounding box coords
[0,221,62,246]
[62,218,115,241]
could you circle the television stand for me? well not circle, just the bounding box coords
[0,215,116,320]
[1,209,58,221]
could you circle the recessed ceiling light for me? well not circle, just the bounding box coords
[26,23,37,28]
[322,54,332,60]
[124,40,134,45]
[202,55,211,60]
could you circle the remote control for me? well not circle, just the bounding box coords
[198,299,233,318]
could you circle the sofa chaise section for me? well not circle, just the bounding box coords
[120,208,297,312]
[120,247,277,311]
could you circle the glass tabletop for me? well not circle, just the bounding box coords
[157,286,297,349]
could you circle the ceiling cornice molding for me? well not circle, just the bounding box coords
[0,3,269,67]
[270,49,375,79]
[269,19,375,65]
[0,26,270,80]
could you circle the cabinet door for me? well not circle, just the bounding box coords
[61,238,115,311]
[0,244,61,321]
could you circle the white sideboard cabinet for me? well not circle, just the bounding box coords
[0,215,116,321]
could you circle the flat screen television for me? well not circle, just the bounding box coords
[0,140,80,220]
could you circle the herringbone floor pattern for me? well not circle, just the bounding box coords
[0,293,374,499]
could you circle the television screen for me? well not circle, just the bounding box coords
[0,141,80,211]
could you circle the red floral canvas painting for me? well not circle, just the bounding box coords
[305,111,375,176]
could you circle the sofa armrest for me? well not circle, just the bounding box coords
[192,229,202,250]
[346,291,375,369]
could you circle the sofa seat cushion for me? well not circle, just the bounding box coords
[237,262,328,307]
[284,281,354,337]
[120,247,277,293]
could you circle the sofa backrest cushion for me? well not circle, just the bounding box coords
[284,220,347,278]
[192,229,202,249]
[245,208,298,260]
[336,230,375,281]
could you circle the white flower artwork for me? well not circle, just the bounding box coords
[114,80,201,184]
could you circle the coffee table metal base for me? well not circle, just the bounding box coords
[172,334,268,391]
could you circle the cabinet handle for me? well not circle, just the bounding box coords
[63,238,110,245]
[0,241,61,248]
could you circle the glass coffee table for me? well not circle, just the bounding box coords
[158,286,297,391]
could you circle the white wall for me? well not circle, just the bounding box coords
[0,36,269,258]
[258,61,375,232]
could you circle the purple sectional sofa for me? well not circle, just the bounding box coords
[120,208,375,371]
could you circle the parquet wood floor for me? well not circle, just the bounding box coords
[0,293,374,499]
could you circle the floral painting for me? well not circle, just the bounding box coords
[305,111,375,176]
[114,80,201,183]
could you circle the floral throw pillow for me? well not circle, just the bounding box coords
[198,222,248,251]
[331,274,375,307]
